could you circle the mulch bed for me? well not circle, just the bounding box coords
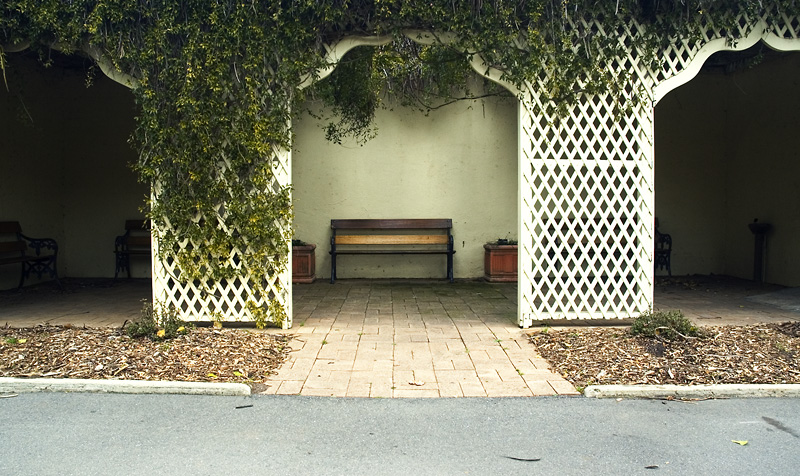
[530,322,800,390]
[1,325,291,389]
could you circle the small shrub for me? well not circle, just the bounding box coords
[125,302,193,340]
[631,309,701,341]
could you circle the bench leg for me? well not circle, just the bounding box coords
[330,252,336,284]
[114,252,131,279]
[447,252,454,283]
[20,256,62,290]
[17,263,25,290]
[114,252,122,279]
[51,264,63,290]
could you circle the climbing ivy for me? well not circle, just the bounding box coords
[1,1,797,325]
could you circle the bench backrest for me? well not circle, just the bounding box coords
[331,219,452,230]
[331,219,453,247]
[0,222,30,259]
[125,220,149,231]
[0,221,23,235]
[0,222,25,253]
[122,220,151,248]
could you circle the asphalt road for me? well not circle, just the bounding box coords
[1,393,798,475]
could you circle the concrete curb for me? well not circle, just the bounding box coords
[584,384,800,399]
[0,377,251,396]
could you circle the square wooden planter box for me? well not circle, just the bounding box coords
[292,244,316,284]
[484,243,517,282]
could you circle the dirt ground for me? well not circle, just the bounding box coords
[1,325,291,392]
[530,322,800,390]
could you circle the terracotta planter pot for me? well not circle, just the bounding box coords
[292,244,316,284]
[484,243,517,282]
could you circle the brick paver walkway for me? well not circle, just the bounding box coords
[263,281,578,397]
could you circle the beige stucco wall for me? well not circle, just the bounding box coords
[655,52,800,286]
[0,54,146,290]
[292,96,518,280]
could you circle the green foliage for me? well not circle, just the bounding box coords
[307,46,382,145]
[307,38,511,144]
[246,298,286,329]
[631,309,702,341]
[1,1,797,324]
[125,302,193,340]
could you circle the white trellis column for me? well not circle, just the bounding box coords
[517,82,655,326]
[151,145,293,329]
[515,8,800,327]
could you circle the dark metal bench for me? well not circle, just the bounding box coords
[114,219,151,278]
[0,221,60,289]
[330,219,455,283]
[654,218,672,276]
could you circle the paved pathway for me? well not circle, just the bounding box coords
[263,281,578,397]
[2,276,799,398]
[654,275,800,326]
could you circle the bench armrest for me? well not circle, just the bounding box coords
[115,233,129,252]
[655,231,672,250]
[19,234,58,256]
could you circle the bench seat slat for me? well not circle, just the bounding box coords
[0,256,28,265]
[335,235,449,245]
[0,254,53,265]
[335,250,453,255]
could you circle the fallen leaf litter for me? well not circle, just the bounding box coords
[1,325,291,386]
[530,322,800,388]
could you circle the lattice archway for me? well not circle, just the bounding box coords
[150,30,519,329]
[155,11,799,329]
[63,11,798,329]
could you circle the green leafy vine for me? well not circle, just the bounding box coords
[1,1,796,325]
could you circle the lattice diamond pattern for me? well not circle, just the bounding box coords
[152,146,293,329]
[518,86,654,325]
[517,10,798,326]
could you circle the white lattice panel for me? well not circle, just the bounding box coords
[518,9,800,326]
[518,86,654,325]
[152,146,293,329]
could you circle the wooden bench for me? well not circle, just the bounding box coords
[330,219,455,283]
[0,221,61,289]
[114,220,151,278]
